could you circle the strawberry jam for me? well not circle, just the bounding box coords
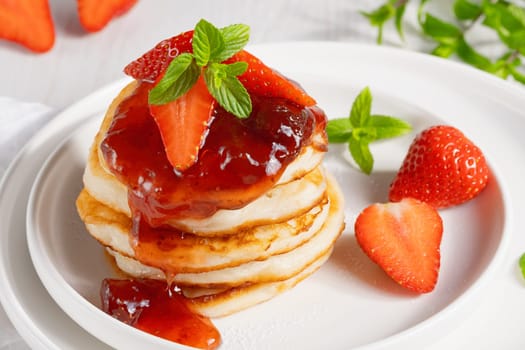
[101,278,220,349]
[100,81,326,226]
[99,81,326,346]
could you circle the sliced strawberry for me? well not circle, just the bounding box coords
[228,50,316,107]
[124,30,194,82]
[389,125,489,208]
[149,76,215,171]
[123,30,316,107]
[78,0,138,33]
[354,198,443,293]
[0,0,55,53]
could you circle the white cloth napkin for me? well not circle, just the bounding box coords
[0,97,54,350]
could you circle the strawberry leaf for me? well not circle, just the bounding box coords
[148,53,200,105]
[193,19,225,67]
[204,63,252,118]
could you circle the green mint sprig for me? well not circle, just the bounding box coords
[326,87,412,174]
[148,19,252,119]
[361,0,407,44]
[361,0,525,86]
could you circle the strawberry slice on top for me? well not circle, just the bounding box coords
[124,30,194,82]
[354,198,443,293]
[227,51,316,107]
[0,0,55,53]
[124,21,316,171]
[124,32,315,107]
[149,77,215,171]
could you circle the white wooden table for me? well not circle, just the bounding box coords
[0,0,523,349]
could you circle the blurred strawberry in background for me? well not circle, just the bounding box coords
[0,0,138,53]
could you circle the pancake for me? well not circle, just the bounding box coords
[85,148,328,235]
[184,248,332,318]
[76,76,345,319]
[82,81,327,234]
[77,188,330,272]
[101,172,343,288]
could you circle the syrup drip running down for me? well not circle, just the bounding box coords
[101,279,221,349]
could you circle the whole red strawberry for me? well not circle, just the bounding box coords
[389,125,489,208]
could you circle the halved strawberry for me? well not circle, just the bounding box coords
[124,30,194,82]
[78,0,138,33]
[354,198,443,293]
[228,50,316,107]
[149,76,215,171]
[389,125,489,208]
[0,0,55,53]
[124,31,316,107]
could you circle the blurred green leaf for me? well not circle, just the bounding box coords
[361,4,396,44]
[395,4,407,40]
[432,43,457,57]
[421,14,462,44]
[509,65,525,84]
[454,0,482,21]
[456,37,493,70]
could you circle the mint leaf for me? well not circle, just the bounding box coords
[361,4,395,44]
[395,4,407,40]
[519,253,525,280]
[503,30,525,51]
[148,53,200,105]
[456,37,493,70]
[224,61,248,76]
[432,43,457,57]
[453,0,482,21]
[349,136,373,175]
[510,65,525,84]
[326,118,352,143]
[367,115,412,139]
[421,14,461,44]
[217,24,250,62]
[326,86,412,174]
[508,4,525,28]
[204,63,251,118]
[349,87,372,128]
[193,19,225,67]
[418,0,431,25]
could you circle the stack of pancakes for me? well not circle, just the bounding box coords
[76,81,345,318]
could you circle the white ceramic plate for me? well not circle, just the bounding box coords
[2,42,524,350]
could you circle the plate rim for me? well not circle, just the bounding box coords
[1,41,523,349]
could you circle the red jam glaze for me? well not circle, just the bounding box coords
[100,81,327,226]
[101,278,221,349]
